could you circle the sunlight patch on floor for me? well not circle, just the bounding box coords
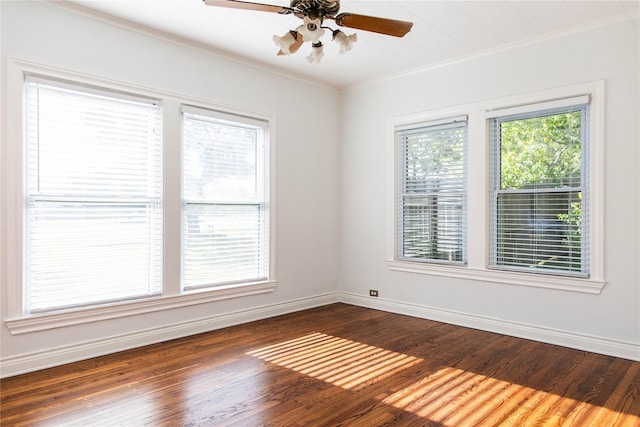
[381,366,640,426]
[247,332,423,390]
[248,334,640,424]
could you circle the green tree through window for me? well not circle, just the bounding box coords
[500,111,582,190]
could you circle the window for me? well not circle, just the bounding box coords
[24,76,163,314]
[5,60,276,332]
[488,97,589,277]
[182,106,269,290]
[388,82,604,293]
[395,117,467,264]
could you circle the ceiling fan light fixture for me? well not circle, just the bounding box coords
[204,0,413,64]
[332,29,357,54]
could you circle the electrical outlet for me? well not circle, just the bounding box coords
[369,289,379,297]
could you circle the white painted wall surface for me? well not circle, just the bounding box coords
[0,1,339,375]
[338,18,639,352]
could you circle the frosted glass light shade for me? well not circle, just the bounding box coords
[306,43,324,64]
[333,30,357,54]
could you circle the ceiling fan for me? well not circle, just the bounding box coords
[203,0,414,64]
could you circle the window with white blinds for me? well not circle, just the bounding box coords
[488,97,589,277]
[396,117,467,264]
[181,105,269,290]
[24,76,163,313]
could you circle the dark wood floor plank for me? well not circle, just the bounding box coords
[2,303,639,426]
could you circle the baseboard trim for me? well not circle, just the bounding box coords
[338,292,640,362]
[3,291,637,377]
[0,292,340,378]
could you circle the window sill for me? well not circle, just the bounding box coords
[387,260,605,294]
[5,281,277,335]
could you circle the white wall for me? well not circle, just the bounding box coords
[339,18,640,356]
[0,1,339,375]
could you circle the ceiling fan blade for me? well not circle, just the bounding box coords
[203,0,292,14]
[334,13,413,37]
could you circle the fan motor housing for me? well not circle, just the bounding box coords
[290,0,340,20]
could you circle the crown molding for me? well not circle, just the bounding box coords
[40,0,339,92]
[344,10,639,93]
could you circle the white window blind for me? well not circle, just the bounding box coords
[489,98,589,276]
[182,106,269,290]
[24,76,163,313]
[396,117,467,264]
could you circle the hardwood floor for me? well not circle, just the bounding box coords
[1,303,639,426]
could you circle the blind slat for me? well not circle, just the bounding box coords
[486,95,589,118]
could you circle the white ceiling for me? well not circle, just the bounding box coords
[65,0,639,89]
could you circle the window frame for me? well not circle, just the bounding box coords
[4,59,277,334]
[387,81,605,294]
[181,104,270,291]
[395,116,468,266]
[23,75,165,314]
[488,98,589,278]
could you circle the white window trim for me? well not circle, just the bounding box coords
[4,281,277,335]
[387,81,605,294]
[3,58,277,334]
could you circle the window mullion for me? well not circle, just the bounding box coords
[466,112,487,270]
[162,99,182,297]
